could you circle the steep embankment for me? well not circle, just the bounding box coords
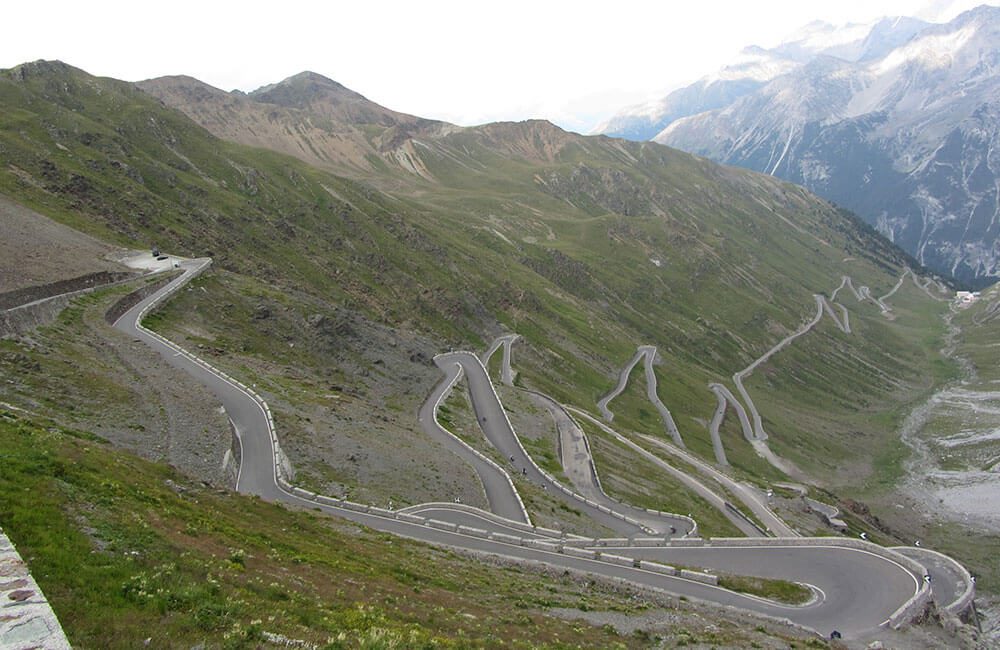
[0,193,123,291]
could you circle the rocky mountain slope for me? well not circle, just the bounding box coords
[1,58,987,644]
[2,59,941,491]
[619,6,1000,287]
[136,71,449,179]
[591,15,930,142]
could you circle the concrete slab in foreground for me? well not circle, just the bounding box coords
[0,527,71,649]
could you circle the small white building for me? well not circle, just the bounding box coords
[955,291,980,307]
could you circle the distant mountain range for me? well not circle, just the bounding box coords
[136,71,449,179]
[596,5,1000,287]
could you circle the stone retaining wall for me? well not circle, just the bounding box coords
[0,271,134,310]
[0,295,71,338]
[103,273,177,326]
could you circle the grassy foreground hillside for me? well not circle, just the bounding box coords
[0,407,828,649]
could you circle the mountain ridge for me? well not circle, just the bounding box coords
[591,13,929,142]
[3,57,990,645]
[598,6,1000,287]
[660,5,1000,286]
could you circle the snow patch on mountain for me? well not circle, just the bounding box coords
[641,5,1000,287]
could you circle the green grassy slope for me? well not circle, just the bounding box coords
[1,408,829,648]
[0,60,950,503]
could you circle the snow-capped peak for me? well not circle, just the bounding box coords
[771,19,876,62]
[703,47,799,83]
[871,23,977,74]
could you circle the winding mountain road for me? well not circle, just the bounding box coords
[568,407,763,537]
[598,346,685,448]
[418,356,529,523]
[734,295,825,444]
[634,433,797,538]
[107,257,968,640]
[479,337,694,536]
[525,388,694,536]
[481,333,519,386]
[431,350,649,536]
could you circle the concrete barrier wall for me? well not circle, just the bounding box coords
[679,569,718,585]
[533,526,563,538]
[638,560,676,576]
[593,538,630,547]
[561,537,596,547]
[888,583,931,628]
[947,578,976,616]
[563,546,597,560]
[667,538,706,547]
[523,540,561,552]
[489,533,522,545]
[457,525,489,538]
[402,502,541,537]
[890,546,976,616]
[599,553,637,568]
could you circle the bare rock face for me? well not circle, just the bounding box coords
[605,7,1000,287]
[136,71,442,178]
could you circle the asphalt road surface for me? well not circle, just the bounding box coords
[111,257,956,640]
[527,388,693,536]
[895,546,971,612]
[597,345,685,448]
[434,351,648,536]
[418,357,529,523]
[569,407,764,538]
[614,543,920,637]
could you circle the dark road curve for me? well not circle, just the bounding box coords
[418,356,529,523]
[434,351,669,536]
[110,258,934,640]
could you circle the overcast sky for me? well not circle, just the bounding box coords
[1,0,992,132]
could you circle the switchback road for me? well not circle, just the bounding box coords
[109,257,966,640]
